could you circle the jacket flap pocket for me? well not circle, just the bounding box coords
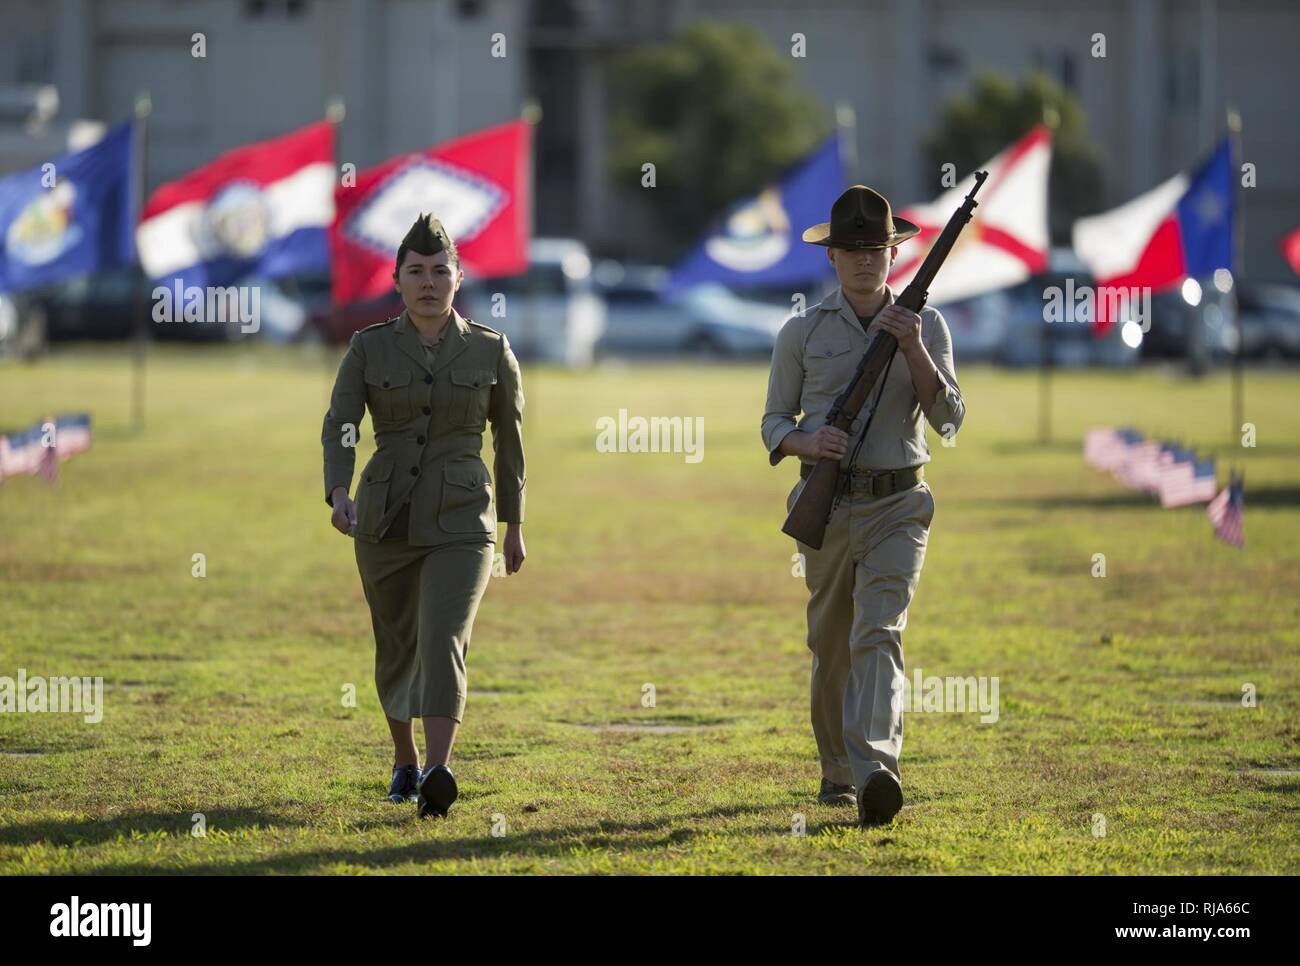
[808,338,853,359]
[363,457,394,483]
[364,369,412,389]
[444,462,490,488]
[450,368,498,390]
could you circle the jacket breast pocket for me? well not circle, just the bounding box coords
[356,455,394,537]
[448,368,497,429]
[364,369,414,423]
[439,461,495,534]
[804,337,855,396]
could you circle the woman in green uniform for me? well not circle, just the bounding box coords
[321,213,527,818]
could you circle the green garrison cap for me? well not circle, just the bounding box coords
[401,212,453,255]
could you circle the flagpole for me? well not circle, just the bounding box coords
[130,91,151,434]
[1038,108,1059,446]
[521,97,541,422]
[835,101,858,184]
[1227,106,1244,447]
[323,96,345,364]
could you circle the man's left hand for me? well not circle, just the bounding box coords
[875,304,923,354]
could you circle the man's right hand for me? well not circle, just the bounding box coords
[330,487,358,535]
[803,425,850,460]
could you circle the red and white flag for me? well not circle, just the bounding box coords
[1072,139,1233,335]
[136,122,335,287]
[330,120,531,305]
[889,125,1051,304]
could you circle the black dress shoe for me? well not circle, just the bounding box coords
[817,778,857,806]
[387,764,420,804]
[418,764,458,818]
[857,770,903,827]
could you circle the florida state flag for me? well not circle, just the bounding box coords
[330,120,530,304]
[889,124,1052,305]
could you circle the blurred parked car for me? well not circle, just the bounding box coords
[1235,283,1300,360]
[675,283,791,356]
[595,260,792,358]
[1138,282,1300,362]
[927,288,1014,363]
[997,275,1141,368]
[0,293,23,356]
[311,288,403,343]
[23,266,258,343]
[593,262,687,356]
[456,238,605,367]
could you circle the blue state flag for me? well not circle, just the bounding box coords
[1176,136,1234,278]
[0,122,136,294]
[667,135,844,293]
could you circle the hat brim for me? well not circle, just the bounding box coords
[801,216,921,248]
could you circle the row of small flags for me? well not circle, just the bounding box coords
[0,414,92,485]
[1084,427,1244,546]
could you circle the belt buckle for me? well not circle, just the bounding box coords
[872,471,891,498]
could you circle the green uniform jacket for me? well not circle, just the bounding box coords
[321,307,526,545]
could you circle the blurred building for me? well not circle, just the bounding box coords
[1,0,1296,281]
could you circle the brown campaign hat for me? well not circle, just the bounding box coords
[801,185,920,249]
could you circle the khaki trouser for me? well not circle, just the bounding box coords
[354,505,494,723]
[788,477,934,794]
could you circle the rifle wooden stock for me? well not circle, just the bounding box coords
[781,171,988,549]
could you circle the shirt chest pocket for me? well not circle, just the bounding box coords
[448,368,497,428]
[804,337,855,397]
[364,369,414,423]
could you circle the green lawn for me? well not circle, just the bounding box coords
[2,344,1297,874]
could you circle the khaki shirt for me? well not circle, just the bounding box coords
[761,284,965,471]
[322,307,526,545]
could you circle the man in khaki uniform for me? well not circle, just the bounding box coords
[322,213,526,818]
[762,185,966,826]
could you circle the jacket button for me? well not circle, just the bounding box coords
[410,467,419,476]
[382,380,390,388]
[424,375,433,384]
[416,436,425,445]
[422,406,431,415]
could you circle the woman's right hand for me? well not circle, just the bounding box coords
[330,487,358,535]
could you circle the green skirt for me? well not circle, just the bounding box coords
[353,503,494,722]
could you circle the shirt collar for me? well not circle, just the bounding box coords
[827,283,894,332]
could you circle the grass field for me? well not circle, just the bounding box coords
[2,344,1298,874]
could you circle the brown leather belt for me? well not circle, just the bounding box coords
[800,462,923,498]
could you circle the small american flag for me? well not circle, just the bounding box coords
[1160,456,1218,508]
[1207,475,1245,547]
[0,414,92,485]
[1114,439,1164,490]
[54,413,93,461]
[38,437,58,482]
[1084,427,1123,470]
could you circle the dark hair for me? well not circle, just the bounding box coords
[393,239,461,277]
